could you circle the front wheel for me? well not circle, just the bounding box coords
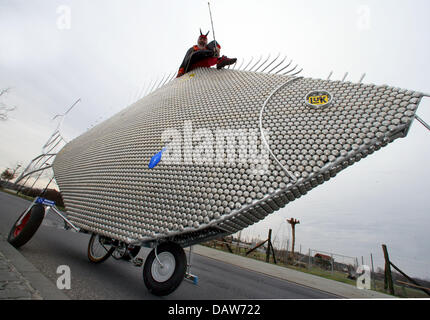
[87,233,115,263]
[143,242,187,296]
[8,204,45,248]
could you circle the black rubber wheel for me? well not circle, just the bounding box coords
[122,245,141,261]
[87,233,115,263]
[143,242,187,296]
[8,204,45,248]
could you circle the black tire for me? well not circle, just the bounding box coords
[121,245,141,261]
[143,242,187,296]
[87,233,115,263]
[8,204,45,248]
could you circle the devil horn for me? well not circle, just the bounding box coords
[206,31,210,36]
[200,28,203,36]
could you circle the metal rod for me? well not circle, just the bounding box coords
[15,165,53,184]
[43,136,63,155]
[154,244,164,268]
[40,174,55,197]
[50,207,80,232]
[288,68,303,77]
[208,2,217,49]
[415,114,430,131]
[260,53,280,73]
[51,98,81,120]
[136,84,147,100]
[248,55,262,72]
[359,73,366,83]
[327,71,333,80]
[143,79,154,96]
[242,57,254,71]
[161,72,174,86]
[155,73,167,90]
[281,63,298,75]
[148,78,158,95]
[342,72,348,82]
[168,72,177,82]
[236,58,245,70]
[42,131,60,149]
[253,54,271,73]
[132,86,141,102]
[267,55,287,74]
[28,161,54,190]
[259,77,302,183]
[275,59,293,74]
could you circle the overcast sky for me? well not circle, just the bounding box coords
[1,0,429,279]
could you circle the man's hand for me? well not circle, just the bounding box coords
[213,46,220,58]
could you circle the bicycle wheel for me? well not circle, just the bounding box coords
[87,233,115,263]
[8,204,45,248]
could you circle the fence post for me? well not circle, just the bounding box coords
[308,249,311,270]
[266,229,272,263]
[382,244,395,295]
[331,254,334,275]
[370,253,375,290]
[237,232,241,254]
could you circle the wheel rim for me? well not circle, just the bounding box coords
[13,211,31,238]
[151,252,176,282]
[90,235,113,259]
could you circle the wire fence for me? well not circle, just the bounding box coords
[201,235,430,298]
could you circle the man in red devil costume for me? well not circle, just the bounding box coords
[176,29,237,78]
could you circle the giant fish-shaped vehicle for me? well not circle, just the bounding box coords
[7,59,429,296]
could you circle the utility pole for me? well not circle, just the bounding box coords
[287,218,300,261]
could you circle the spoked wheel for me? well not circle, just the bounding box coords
[87,233,116,263]
[8,204,45,248]
[143,242,187,296]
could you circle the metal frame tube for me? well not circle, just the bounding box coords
[48,206,80,232]
[415,114,430,132]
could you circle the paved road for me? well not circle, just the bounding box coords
[0,191,338,299]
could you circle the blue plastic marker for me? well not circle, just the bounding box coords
[148,147,167,169]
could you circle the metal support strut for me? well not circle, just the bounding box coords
[415,114,430,132]
[154,243,164,268]
[184,246,199,285]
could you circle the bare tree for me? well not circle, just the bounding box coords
[0,88,16,121]
[1,168,15,182]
